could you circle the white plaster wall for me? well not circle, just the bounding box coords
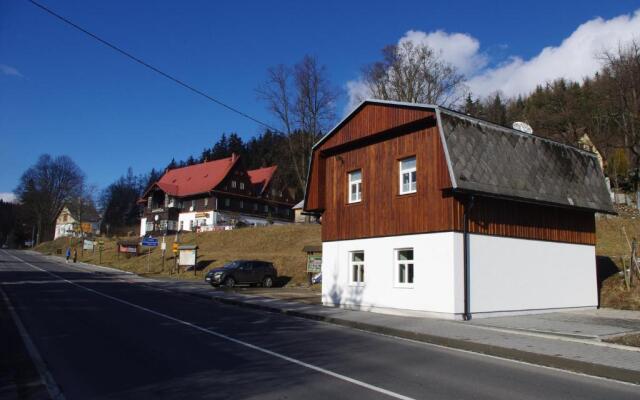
[322,232,461,315]
[178,211,215,231]
[139,218,147,237]
[469,234,598,314]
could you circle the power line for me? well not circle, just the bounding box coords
[27,0,281,133]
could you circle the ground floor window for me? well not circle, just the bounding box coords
[350,251,365,285]
[395,248,414,287]
[145,222,153,232]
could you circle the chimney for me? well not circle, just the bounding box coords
[231,152,237,162]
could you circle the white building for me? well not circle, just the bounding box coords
[139,155,296,236]
[304,100,614,319]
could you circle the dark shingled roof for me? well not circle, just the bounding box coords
[311,99,615,214]
[438,108,615,214]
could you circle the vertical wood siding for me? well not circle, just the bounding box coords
[308,103,596,246]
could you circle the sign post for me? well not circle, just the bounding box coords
[172,242,179,274]
[98,240,104,264]
[161,236,166,272]
[141,236,159,273]
[303,245,322,286]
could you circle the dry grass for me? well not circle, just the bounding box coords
[596,214,640,310]
[36,224,321,286]
[604,333,640,348]
[34,211,640,308]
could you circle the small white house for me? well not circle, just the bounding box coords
[304,100,614,320]
[54,204,101,239]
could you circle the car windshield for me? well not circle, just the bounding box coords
[221,261,244,270]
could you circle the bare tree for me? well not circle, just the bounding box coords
[15,154,85,244]
[257,55,340,192]
[600,40,640,168]
[360,41,467,107]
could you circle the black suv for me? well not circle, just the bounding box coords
[205,260,277,288]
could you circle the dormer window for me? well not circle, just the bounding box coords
[348,170,362,203]
[231,180,237,189]
[240,182,245,190]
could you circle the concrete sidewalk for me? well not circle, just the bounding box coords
[39,252,640,385]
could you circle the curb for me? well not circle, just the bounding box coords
[180,290,640,385]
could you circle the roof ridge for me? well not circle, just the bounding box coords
[437,107,598,159]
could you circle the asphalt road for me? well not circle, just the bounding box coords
[1,249,639,400]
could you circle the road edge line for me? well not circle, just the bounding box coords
[0,285,66,400]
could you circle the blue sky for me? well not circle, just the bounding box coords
[2,0,640,198]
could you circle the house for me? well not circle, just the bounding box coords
[139,154,296,236]
[304,99,615,320]
[292,200,318,223]
[54,204,101,239]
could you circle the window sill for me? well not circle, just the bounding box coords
[398,191,417,197]
[349,282,366,287]
[346,201,363,206]
[393,284,415,289]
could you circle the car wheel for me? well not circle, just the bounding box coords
[224,277,235,288]
[262,276,273,288]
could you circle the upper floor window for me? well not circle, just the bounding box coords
[224,198,230,207]
[348,170,362,203]
[240,182,245,190]
[253,202,258,211]
[399,157,417,194]
[231,180,237,189]
[190,199,196,210]
[395,248,414,287]
[240,200,244,209]
[204,198,208,207]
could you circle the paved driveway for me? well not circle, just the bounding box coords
[468,309,640,339]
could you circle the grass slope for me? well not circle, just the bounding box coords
[35,213,640,309]
[596,213,640,310]
[36,224,321,285]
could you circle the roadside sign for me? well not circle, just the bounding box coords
[141,237,159,247]
[161,241,166,251]
[83,239,95,251]
[307,254,322,273]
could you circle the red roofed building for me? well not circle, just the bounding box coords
[139,154,296,236]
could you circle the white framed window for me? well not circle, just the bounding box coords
[231,180,237,188]
[179,221,184,231]
[204,198,208,207]
[350,251,365,285]
[399,157,417,194]
[348,170,362,203]
[240,182,245,190]
[224,198,230,207]
[395,248,414,287]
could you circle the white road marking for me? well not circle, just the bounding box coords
[1,251,416,400]
[0,285,66,399]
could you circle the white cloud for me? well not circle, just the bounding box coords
[345,10,640,112]
[467,10,640,98]
[0,192,17,203]
[0,64,23,77]
[400,30,487,76]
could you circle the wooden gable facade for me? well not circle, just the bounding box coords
[305,102,596,245]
